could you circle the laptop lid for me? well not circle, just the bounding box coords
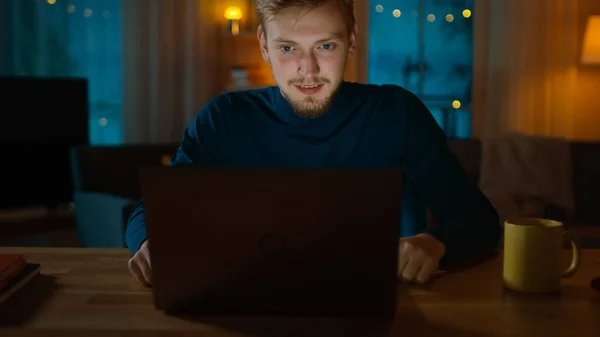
[139,166,403,316]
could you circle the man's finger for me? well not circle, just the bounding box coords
[397,244,409,276]
[401,256,422,282]
[138,257,153,286]
[140,242,151,267]
[415,259,437,284]
[128,258,150,286]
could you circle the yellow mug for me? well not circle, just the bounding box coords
[503,218,580,293]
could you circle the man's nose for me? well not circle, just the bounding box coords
[298,52,319,76]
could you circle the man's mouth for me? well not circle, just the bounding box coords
[294,84,324,95]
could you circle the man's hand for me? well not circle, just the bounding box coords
[128,240,152,286]
[398,233,445,284]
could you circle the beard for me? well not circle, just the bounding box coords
[280,77,342,119]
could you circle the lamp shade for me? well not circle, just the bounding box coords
[224,6,243,20]
[582,15,600,65]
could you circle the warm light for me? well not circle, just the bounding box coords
[392,9,401,18]
[230,22,240,35]
[83,8,92,17]
[224,6,242,35]
[462,9,472,18]
[582,16,600,65]
[427,14,435,22]
[161,155,172,166]
[375,5,383,13]
[47,0,56,4]
[224,6,243,20]
[446,14,454,22]
[452,100,461,109]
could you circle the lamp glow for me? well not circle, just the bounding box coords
[224,6,243,35]
[582,16,600,65]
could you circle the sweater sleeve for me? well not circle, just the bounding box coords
[397,89,501,267]
[125,98,225,254]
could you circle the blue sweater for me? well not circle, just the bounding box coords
[126,81,500,266]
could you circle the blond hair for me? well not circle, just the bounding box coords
[256,0,355,35]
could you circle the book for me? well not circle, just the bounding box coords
[0,254,25,282]
[0,263,41,304]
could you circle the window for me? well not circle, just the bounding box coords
[2,0,123,145]
[368,0,474,138]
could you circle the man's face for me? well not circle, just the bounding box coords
[258,1,356,118]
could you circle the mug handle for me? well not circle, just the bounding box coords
[561,231,581,278]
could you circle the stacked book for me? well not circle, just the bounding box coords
[0,254,40,304]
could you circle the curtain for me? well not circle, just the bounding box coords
[472,0,580,140]
[121,0,221,144]
[2,0,224,145]
[1,0,123,145]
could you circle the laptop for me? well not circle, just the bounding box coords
[139,166,404,317]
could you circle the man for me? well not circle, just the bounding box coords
[126,0,500,287]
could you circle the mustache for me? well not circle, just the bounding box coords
[288,78,331,85]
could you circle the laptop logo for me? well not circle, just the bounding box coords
[259,234,285,256]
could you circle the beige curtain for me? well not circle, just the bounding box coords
[122,0,222,144]
[472,0,580,140]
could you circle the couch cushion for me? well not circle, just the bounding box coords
[70,144,179,199]
[571,142,600,224]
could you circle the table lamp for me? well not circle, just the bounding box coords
[224,6,243,36]
[581,15,600,65]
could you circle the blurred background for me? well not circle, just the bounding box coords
[1,0,476,143]
[0,0,599,249]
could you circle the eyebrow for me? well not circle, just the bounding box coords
[272,32,345,44]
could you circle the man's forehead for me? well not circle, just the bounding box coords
[264,7,347,41]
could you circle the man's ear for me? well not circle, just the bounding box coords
[257,24,269,61]
[348,22,358,56]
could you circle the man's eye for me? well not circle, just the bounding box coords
[280,45,293,52]
[321,43,335,50]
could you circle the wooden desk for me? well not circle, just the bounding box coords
[0,247,599,337]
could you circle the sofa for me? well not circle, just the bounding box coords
[69,139,600,249]
[448,139,600,227]
[69,144,179,247]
